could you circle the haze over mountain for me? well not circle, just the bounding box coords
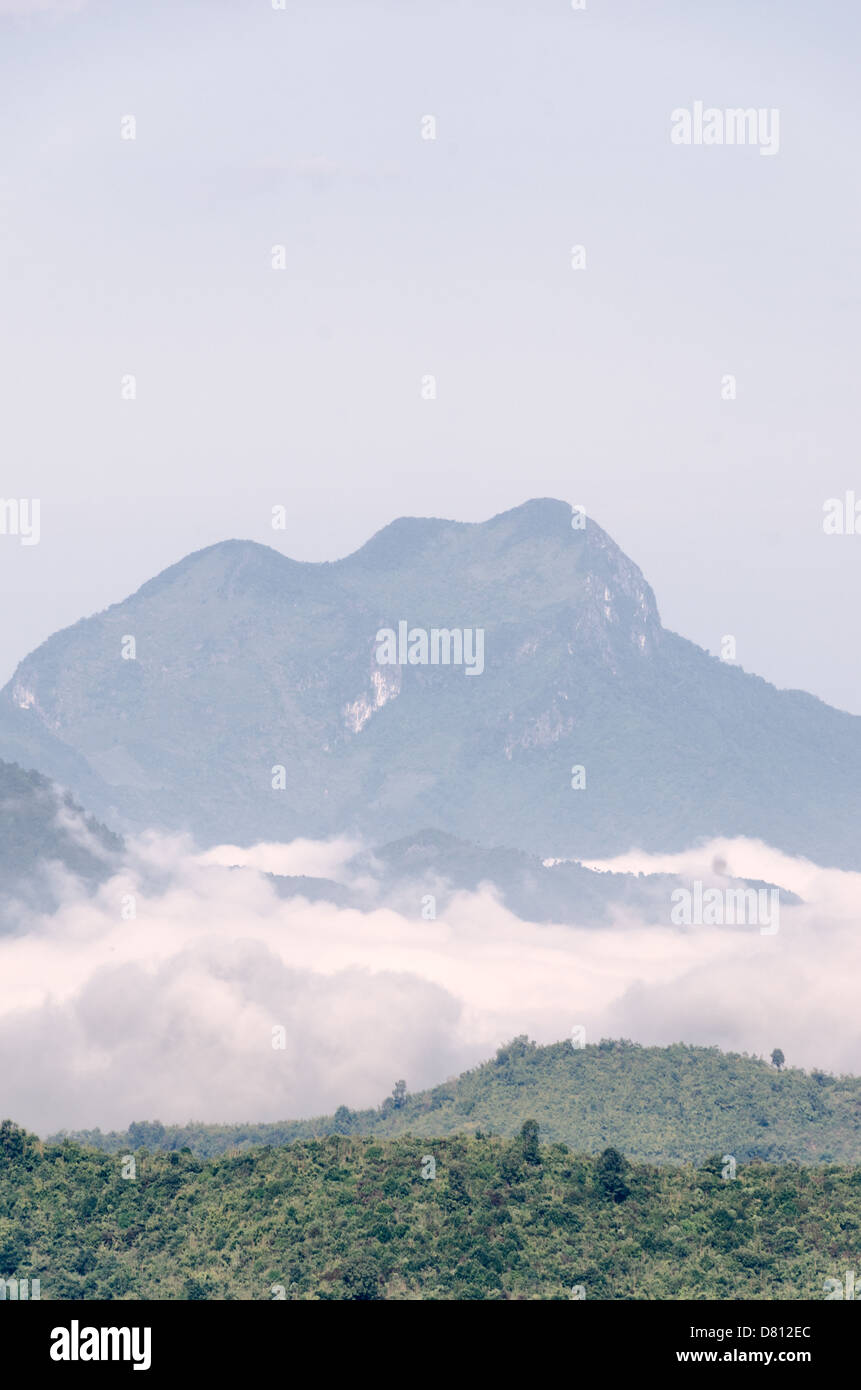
[1,499,859,867]
[0,758,121,929]
[265,827,798,926]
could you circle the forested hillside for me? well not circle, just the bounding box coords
[56,1040,861,1165]
[1,1119,857,1300]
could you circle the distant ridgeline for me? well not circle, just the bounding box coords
[51,1039,861,1165]
[3,1117,860,1300]
[267,826,799,927]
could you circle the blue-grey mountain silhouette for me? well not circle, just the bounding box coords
[1,499,858,866]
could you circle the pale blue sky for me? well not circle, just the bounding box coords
[2,0,860,710]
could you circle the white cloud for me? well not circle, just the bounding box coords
[194,836,360,879]
[2,833,859,1135]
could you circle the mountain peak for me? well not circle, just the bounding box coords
[486,496,579,537]
[133,538,296,602]
[3,500,861,868]
[347,498,582,569]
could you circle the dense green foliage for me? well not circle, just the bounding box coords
[56,1040,861,1165]
[2,1118,859,1300]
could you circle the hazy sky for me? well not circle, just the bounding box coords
[2,0,860,711]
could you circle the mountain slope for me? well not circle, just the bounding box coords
[341,827,796,924]
[264,826,797,924]
[1,498,859,865]
[56,1039,861,1165]
[2,1122,858,1300]
[0,759,122,927]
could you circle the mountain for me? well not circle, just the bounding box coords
[2,498,860,865]
[5,1120,858,1300]
[55,1039,861,1165]
[264,827,798,925]
[341,828,797,923]
[0,759,122,928]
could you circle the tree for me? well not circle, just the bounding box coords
[595,1147,630,1203]
[391,1080,407,1110]
[128,1120,166,1150]
[333,1105,353,1135]
[771,1049,785,1071]
[520,1119,541,1165]
[340,1256,382,1300]
[448,1162,469,1202]
[0,1120,25,1163]
[0,1226,28,1278]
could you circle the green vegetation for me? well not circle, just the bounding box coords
[55,1039,861,1165]
[2,1118,858,1300]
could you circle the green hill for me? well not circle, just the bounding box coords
[1,1119,858,1300]
[55,1039,861,1165]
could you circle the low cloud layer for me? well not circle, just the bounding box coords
[1,833,859,1135]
